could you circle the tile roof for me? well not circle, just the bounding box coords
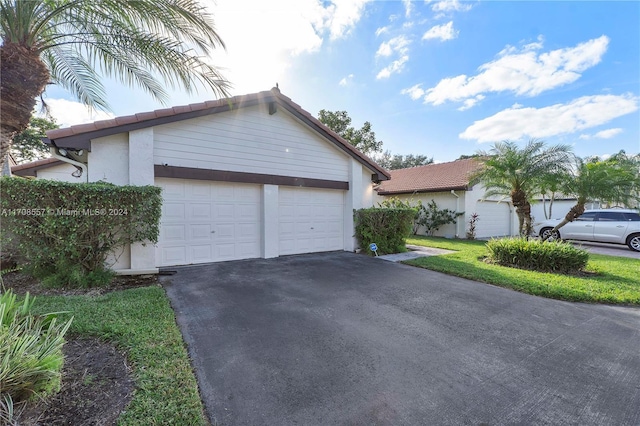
[376,158,482,195]
[45,88,390,181]
[11,157,63,175]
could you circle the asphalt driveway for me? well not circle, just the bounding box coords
[162,252,640,426]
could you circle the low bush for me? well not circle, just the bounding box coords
[0,177,161,287]
[0,289,72,424]
[486,238,589,274]
[354,207,416,255]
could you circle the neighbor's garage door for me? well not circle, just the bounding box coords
[156,178,261,266]
[279,187,344,255]
[474,201,511,238]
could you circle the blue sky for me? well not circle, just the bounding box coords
[44,0,640,163]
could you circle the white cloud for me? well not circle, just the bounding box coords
[459,94,638,143]
[339,74,354,86]
[376,35,410,57]
[418,35,609,108]
[375,26,389,36]
[593,128,623,139]
[376,35,411,79]
[457,95,485,111]
[401,84,425,100]
[422,21,458,41]
[403,0,413,17]
[206,0,372,95]
[430,0,472,13]
[40,98,115,128]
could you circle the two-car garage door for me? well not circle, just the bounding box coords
[155,178,345,266]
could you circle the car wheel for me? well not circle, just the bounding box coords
[627,234,640,252]
[541,227,560,241]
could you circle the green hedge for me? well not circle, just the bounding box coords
[0,177,161,287]
[354,207,416,255]
[486,238,589,274]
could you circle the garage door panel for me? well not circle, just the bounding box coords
[156,178,261,266]
[474,202,510,238]
[278,187,345,256]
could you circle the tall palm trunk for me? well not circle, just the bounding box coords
[511,188,532,236]
[0,43,50,170]
[541,201,586,241]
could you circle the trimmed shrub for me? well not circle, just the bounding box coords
[0,290,72,423]
[486,238,589,274]
[0,177,162,287]
[354,207,416,255]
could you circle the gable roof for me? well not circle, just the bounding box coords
[45,87,390,181]
[376,158,481,195]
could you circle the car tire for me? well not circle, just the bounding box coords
[627,233,640,252]
[540,227,560,241]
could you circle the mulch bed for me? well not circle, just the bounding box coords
[2,272,159,425]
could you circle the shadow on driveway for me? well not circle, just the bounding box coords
[162,251,640,426]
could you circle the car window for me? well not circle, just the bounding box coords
[576,212,597,221]
[597,212,627,222]
[623,212,640,221]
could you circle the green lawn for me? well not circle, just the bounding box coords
[406,236,640,305]
[32,286,207,425]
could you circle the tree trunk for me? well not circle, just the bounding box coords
[0,43,50,170]
[541,202,586,242]
[511,189,532,236]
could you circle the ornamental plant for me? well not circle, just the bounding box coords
[0,289,72,424]
[0,177,162,287]
[486,238,588,274]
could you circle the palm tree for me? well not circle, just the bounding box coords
[474,139,573,236]
[541,153,640,241]
[0,0,230,169]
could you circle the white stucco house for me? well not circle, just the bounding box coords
[12,88,389,273]
[374,159,581,239]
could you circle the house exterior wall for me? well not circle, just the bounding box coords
[26,103,381,271]
[36,163,83,183]
[153,104,350,181]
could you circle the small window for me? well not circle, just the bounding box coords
[576,212,597,221]
[597,212,626,222]
[623,212,640,221]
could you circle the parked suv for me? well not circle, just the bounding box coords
[534,209,640,252]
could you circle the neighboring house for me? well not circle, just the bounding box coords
[12,87,389,273]
[375,158,583,239]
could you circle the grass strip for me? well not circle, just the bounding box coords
[32,286,207,425]
[406,236,640,305]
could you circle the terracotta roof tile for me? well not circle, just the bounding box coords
[377,158,481,194]
[10,157,62,173]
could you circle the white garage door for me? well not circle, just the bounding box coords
[156,178,261,266]
[279,187,344,255]
[474,201,511,238]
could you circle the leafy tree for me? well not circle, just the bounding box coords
[0,0,230,169]
[457,154,481,160]
[473,139,573,236]
[415,200,463,236]
[538,169,570,219]
[375,150,433,170]
[318,110,383,155]
[11,116,58,163]
[541,152,640,241]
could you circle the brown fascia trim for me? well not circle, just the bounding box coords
[377,185,469,196]
[11,159,65,177]
[155,165,349,190]
[44,97,270,151]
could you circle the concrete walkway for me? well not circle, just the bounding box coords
[376,244,455,262]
